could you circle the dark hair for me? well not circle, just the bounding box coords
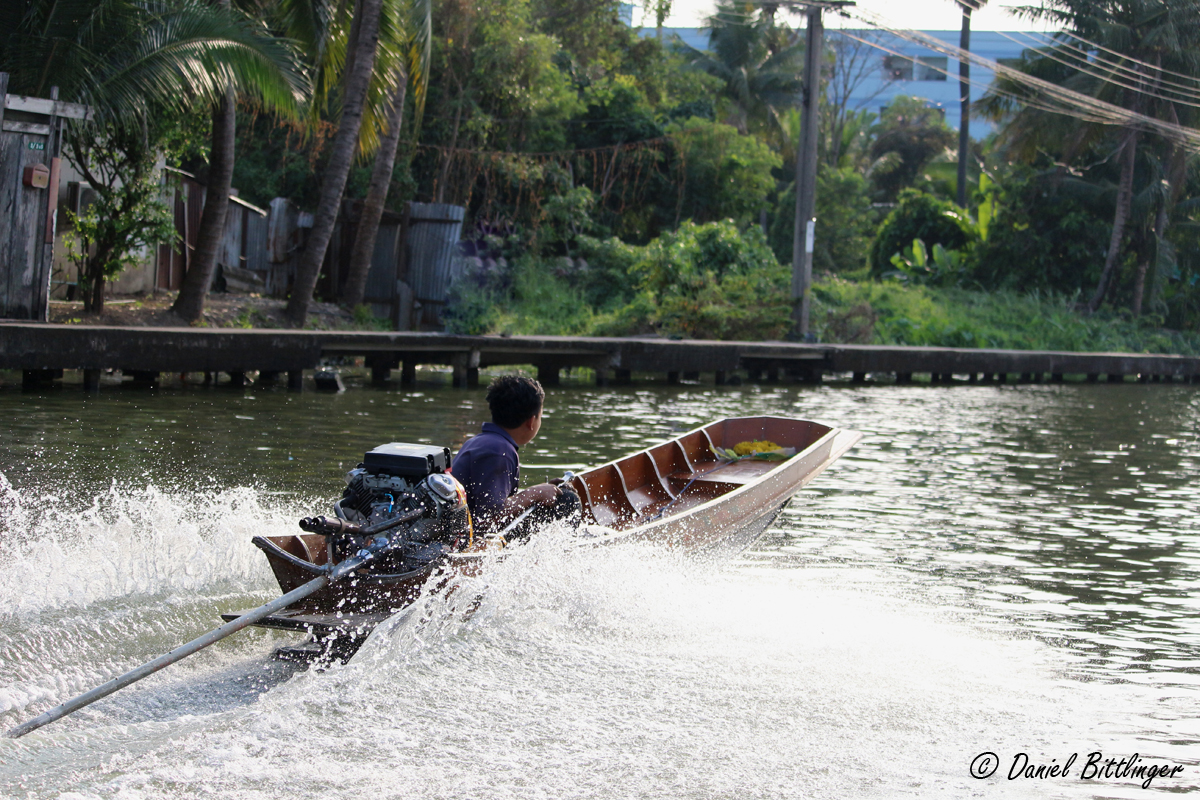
[487,375,545,429]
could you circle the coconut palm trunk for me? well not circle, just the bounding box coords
[285,0,384,326]
[341,74,407,310]
[173,86,236,323]
[1088,128,1138,312]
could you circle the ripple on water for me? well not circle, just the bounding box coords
[0,382,1197,797]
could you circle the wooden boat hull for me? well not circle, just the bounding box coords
[567,416,861,551]
[232,416,859,654]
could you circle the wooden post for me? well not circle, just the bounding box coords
[401,360,416,386]
[287,369,304,390]
[368,355,391,384]
[370,363,392,384]
[452,354,468,388]
[82,369,101,392]
[394,202,412,330]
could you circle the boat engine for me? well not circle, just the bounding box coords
[302,443,472,574]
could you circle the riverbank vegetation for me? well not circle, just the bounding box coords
[441,244,1200,355]
[5,0,1200,352]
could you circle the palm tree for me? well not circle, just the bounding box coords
[678,1,805,140]
[340,0,431,311]
[982,0,1200,312]
[173,0,320,324]
[1,0,304,314]
[285,0,387,326]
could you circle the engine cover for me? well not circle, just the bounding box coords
[362,443,451,479]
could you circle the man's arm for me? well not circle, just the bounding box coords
[483,483,559,531]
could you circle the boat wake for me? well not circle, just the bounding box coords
[0,476,313,726]
[0,480,1165,798]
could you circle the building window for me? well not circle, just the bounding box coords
[883,55,913,80]
[915,56,948,81]
[882,55,948,81]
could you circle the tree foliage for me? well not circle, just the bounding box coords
[869,189,974,276]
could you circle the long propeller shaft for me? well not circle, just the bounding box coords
[6,544,377,739]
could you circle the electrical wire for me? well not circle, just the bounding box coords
[1003,28,1200,100]
[994,29,1200,108]
[1048,26,1200,89]
[835,28,1120,126]
[840,7,1200,149]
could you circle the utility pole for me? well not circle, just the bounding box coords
[791,2,852,340]
[956,3,972,208]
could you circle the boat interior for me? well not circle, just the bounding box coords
[568,416,833,531]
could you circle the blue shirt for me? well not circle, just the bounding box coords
[452,423,520,522]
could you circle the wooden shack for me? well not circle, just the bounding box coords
[0,74,90,320]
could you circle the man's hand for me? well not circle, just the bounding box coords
[521,483,559,507]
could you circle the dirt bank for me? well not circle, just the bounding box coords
[47,292,377,330]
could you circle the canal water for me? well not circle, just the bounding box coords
[0,376,1197,798]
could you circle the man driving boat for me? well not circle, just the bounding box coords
[451,374,565,534]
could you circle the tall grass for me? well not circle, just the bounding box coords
[813,278,1200,355]
[445,258,1200,355]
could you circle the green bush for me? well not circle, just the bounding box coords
[603,219,790,339]
[970,170,1109,294]
[770,164,877,274]
[498,256,595,335]
[868,96,957,201]
[667,117,781,228]
[574,234,641,310]
[869,189,974,276]
[443,280,500,335]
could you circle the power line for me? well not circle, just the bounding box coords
[842,7,1200,149]
[1052,27,1200,90]
[835,28,1121,125]
[995,29,1200,108]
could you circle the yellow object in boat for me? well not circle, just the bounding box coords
[732,440,781,456]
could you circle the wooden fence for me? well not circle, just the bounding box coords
[154,178,465,330]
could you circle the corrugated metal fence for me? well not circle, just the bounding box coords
[156,181,465,330]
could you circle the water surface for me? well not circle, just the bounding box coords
[1,375,1197,798]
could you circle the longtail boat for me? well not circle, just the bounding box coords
[6,416,858,738]
[230,416,861,659]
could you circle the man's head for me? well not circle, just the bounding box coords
[487,375,545,444]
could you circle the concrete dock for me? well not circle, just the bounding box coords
[2,322,1198,389]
